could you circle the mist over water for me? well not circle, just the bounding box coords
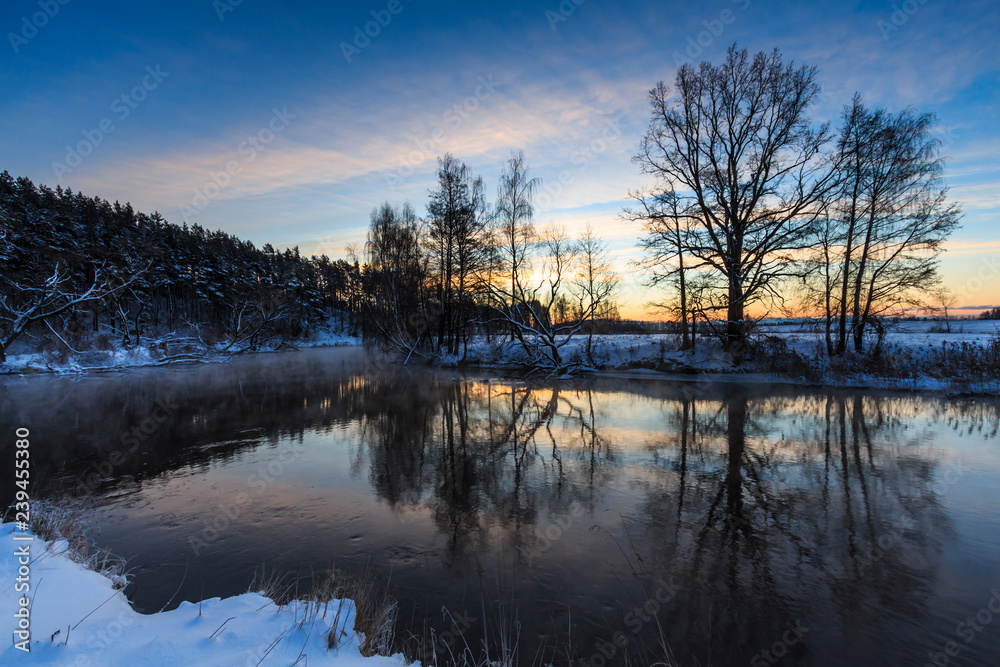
[2,346,999,666]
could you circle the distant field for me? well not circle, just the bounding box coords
[758,318,1000,349]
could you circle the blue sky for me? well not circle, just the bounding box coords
[2,0,998,317]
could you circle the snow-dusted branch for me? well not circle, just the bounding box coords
[0,263,140,362]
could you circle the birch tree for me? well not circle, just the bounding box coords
[833,98,961,352]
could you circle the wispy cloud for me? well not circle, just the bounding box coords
[3,0,998,315]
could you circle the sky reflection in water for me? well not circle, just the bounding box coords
[1,347,998,666]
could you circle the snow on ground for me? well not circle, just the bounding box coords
[1,346,161,374]
[0,523,404,666]
[761,320,1000,359]
[579,334,733,371]
[759,318,1000,345]
[296,329,360,349]
[3,317,996,392]
[447,321,999,393]
[455,333,735,373]
[0,324,360,375]
[452,319,999,372]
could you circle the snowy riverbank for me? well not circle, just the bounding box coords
[0,329,360,375]
[3,320,998,396]
[446,323,1000,395]
[0,523,404,666]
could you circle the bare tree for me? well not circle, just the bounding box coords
[799,204,843,356]
[456,175,491,358]
[480,150,539,354]
[627,188,704,350]
[217,287,291,354]
[0,262,135,362]
[484,224,619,371]
[832,99,961,352]
[927,288,957,333]
[427,154,491,358]
[829,95,870,355]
[479,154,619,370]
[635,45,837,360]
[574,225,620,363]
[427,154,471,355]
[363,202,430,360]
[490,150,539,324]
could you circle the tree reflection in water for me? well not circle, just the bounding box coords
[2,349,996,666]
[354,374,976,665]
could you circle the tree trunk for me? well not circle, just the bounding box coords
[586,315,595,364]
[678,247,690,351]
[851,208,877,353]
[821,240,834,356]
[836,139,863,356]
[727,279,745,362]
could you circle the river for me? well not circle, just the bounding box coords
[1,346,998,666]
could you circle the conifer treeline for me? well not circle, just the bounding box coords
[0,171,361,360]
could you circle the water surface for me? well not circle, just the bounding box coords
[2,346,998,666]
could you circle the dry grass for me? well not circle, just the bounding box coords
[16,498,131,590]
[402,583,547,667]
[249,557,398,658]
[820,330,1000,389]
[743,329,1000,392]
[339,558,398,656]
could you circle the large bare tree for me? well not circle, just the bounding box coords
[0,260,136,363]
[635,45,837,360]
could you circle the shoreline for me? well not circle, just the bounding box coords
[579,367,1000,398]
[0,522,404,666]
[0,337,361,376]
[3,336,998,398]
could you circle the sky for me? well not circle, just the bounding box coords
[2,0,998,319]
